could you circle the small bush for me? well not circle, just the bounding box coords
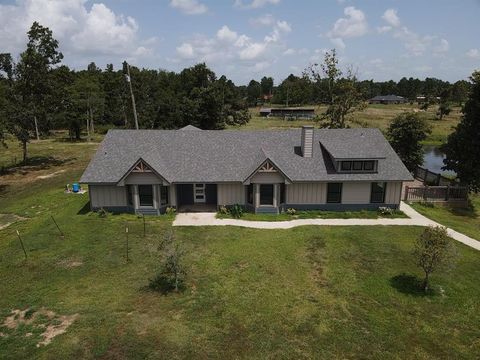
[378,207,394,216]
[165,207,177,215]
[286,208,297,215]
[218,205,229,215]
[97,208,110,218]
[229,204,244,218]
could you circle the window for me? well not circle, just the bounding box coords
[363,161,375,171]
[280,183,285,204]
[353,161,363,171]
[327,183,342,203]
[370,182,386,203]
[160,186,169,205]
[246,184,253,204]
[126,185,133,206]
[138,185,153,207]
[340,161,352,171]
[260,184,274,205]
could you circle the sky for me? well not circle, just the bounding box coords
[0,0,479,85]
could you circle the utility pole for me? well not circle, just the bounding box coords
[124,62,139,130]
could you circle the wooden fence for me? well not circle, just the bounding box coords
[414,166,455,186]
[404,185,468,203]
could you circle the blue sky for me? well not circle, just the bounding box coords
[1,0,479,84]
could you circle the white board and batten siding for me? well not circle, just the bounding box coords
[341,182,371,204]
[124,173,164,185]
[385,181,402,204]
[250,172,285,184]
[89,185,127,208]
[217,183,245,205]
[286,183,326,204]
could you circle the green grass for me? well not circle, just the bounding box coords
[217,209,408,221]
[233,104,461,145]
[1,124,479,358]
[410,195,480,241]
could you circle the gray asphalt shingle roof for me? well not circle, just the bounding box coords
[80,128,413,184]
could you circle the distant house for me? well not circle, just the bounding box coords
[80,126,412,215]
[369,95,407,104]
[416,95,441,104]
[259,107,315,119]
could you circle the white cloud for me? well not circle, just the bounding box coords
[234,0,280,9]
[466,48,480,59]
[327,6,368,39]
[393,26,434,56]
[434,39,449,53]
[377,26,392,33]
[283,48,295,56]
[382,9,400,27]
[250,14,275,26]
[0,0,153,66]
[217,25,238,43]
[175,18,290,70]
[170,0,207,15]
[326,6,367,49]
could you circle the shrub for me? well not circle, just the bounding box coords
[165,207,176,215]
[419,201,435,208]
[218,205,229,215]
[378,207,394,216]
[286,208,297,215]
[229,204,244,218]
[149,230,186,294]
[97,208,110,218]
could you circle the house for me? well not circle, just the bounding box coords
[369,95,407,104]
[258,107,316,119]
[80,125,413,215]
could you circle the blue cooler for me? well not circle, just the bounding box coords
[72,183,80,193]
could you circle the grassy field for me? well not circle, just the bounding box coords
[1,181,480,358]
[1,125,479,358]
[231,103,462,145]
[410,196,480,241]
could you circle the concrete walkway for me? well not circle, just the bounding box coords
[173,202,480,251]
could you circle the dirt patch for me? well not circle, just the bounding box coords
[36,169,65,179]
[2,308,79,347]
[57,258,83,269]
[0,214,27,231]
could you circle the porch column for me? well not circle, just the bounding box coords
[169,185,177,207]
[132,185,139,210]
[254,184,260,208]
[273,184,278,207]
[152,185,159,209]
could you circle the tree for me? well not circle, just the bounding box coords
[443,71,480,191]
[260,76,273,97]
[305,49,365,128]
[413,226,455,292]
[149,229,186,294]
[387,112,431,172]
[246,79,262,106]
[4,22,63,163]
[451,80,470,106]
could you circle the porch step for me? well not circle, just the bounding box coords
[136,208,159,216]
[255,206,278,214]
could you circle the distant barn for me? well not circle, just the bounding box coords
[259,107,316,119]
[368,95,407,104]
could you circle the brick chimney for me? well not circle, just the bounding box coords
[301,125,314,158]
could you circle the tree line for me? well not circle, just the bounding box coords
[0,22,250,162]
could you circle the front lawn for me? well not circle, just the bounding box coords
[217,209,407,221]
[410,195,480,241]
[1,186,480,358]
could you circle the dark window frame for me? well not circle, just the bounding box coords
[340,161,352,171]
[160,186,169,205]
[280,183,285,204]
[138,185,154,207]
[246,184,254,205]
[353,161,363,171]
[327,183,342,203]
[126,185,133,206]
[363,161,375,171]
[259,184,274,206]
[370,182,387,203]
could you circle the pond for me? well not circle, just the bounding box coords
[422,146,456,176]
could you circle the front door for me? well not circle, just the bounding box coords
[193,183,206,203]
[138,185,154,207]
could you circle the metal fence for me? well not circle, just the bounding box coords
[404,185,468,203]
[414,166,455,186]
